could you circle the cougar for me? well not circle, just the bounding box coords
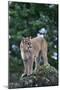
[20,36,48,76]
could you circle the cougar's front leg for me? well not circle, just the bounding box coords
[21,59,28,77]
[27,59,33,75]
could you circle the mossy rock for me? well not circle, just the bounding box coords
[9,64,58,89]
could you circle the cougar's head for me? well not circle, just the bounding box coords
[20,37,32,60]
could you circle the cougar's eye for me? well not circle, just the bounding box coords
[28,42,31,45]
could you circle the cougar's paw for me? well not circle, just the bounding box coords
[21,73,27,77]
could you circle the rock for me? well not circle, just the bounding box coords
[9,64,58,89]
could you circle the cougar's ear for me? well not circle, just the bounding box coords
[22,37,25,43]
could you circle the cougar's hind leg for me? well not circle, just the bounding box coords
[34,56,40,72]
[42,50,48,65]
[42,45,49,65]
[41,39,49,66]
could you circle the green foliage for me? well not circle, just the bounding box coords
[9,1,58,74]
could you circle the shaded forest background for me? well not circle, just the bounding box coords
[8,2,58,79]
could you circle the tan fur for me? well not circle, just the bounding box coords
[20,37,48,76]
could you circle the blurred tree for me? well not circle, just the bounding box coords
[8,2,58,74]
